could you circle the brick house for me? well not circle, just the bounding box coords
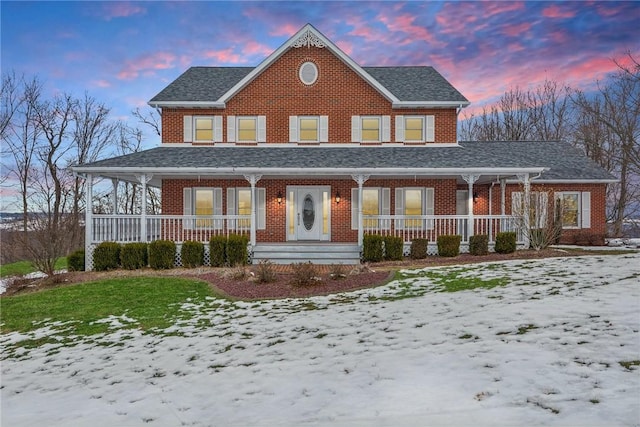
[74,24,615,268]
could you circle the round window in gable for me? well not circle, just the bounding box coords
[299,62,318,85]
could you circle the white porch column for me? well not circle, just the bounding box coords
[351,174,369,247]
[500,178,506,216]
[136,174,152,242]
[84,174,93,271]
[462,174,480,239]
[111,178,118,214]
[517,173,531,248]
[244,174,262,246]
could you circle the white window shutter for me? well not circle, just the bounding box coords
[581,192,591,228]
[257,188,266,229]
[320,116,329,142]
[183,187,193,230]
[351,116,361,142]
[183,116,193,142]
[257,116,266,142]
[538,192,549,228]
[395,188,404,229]
[227,116,236,142]
[214,116,223,142]
[395,115,404,142]
[214,188,223,229]
[289,116,298,142]
[425,187,435,229]
[425,115,435,142]
[382,188,391,230]
[351,188,359,230]
[512,192,523,215]
[226,188,236,231]
[382,116,391,142]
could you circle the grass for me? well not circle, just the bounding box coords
[1,277,213,337]
[0,257,67,278]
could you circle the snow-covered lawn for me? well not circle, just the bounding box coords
[2,254,639,426]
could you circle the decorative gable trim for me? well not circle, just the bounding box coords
[218,24,399,105]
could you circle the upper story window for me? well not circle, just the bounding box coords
[183,115,222,143]
[289,115,328,143]
[351,116,391,143]
[227,116,266,143]
[395,115,435,143]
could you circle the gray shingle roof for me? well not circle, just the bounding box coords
[75,141,615,182]
[149,65,468,104]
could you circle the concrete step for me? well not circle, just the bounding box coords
[252,244,361,265]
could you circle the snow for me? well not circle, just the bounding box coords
[2,254,639,426]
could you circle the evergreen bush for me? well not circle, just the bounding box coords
[362,234,384,262]
[93,241,121,271]
[410,238,429,259]
[209,235,227,267]
[469,234,489,256]
[227,234,249,266]
[148,240,176,269]
[67,249,85,272]
[181,240,204,268]
[495,232,517,254]
[383,236,404,261]
[437,235,461,257]
[120,242,148,270]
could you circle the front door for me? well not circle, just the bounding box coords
[295,187,322,240]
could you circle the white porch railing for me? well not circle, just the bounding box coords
[362,215,525,243]
[91,214,251,243]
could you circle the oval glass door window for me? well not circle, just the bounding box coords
[302,194,315,231]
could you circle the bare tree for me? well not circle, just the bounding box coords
[132,106,161,137]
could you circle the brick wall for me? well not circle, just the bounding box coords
[161,46,458,144]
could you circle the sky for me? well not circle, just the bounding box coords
[2,253,639,425]
[1,1,639,210]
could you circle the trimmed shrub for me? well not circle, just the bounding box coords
[209,235,227,267]
[67,249,85,272]
[227,234,249,266]
[93,241,120,271]
[181,240,204,268]
[410,238,429,259]
[437,235,461,257]
[148,240,176,270]
[362,234,384,262]
[120,242,148,270]
[469,234,489,256]
[495,232,517,254]
[290,262,320,287]
[383,236,404,261]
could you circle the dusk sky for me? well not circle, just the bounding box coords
[0,0,638,208]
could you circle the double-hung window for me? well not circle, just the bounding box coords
[351,188,391,230]
[227,116,266,143]
[555,192,591,229]
[351,116,391,143]
[395,187,435,229]
[226,187,266,230]
[289,116,328,143]
[183,187,222,229]
[183,115,223,143]
[395,115,435,143]
[512,191,549,229]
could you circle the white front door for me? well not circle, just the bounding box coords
[295,187,322,240]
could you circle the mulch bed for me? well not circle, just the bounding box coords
[2,248,601,299]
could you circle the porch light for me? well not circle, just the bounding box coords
[335,191,341,204]
[277,191,283,205]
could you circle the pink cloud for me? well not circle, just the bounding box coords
[244,41,274,58]
[268,23,299,38]
[482,1,526,17]
[378,13,442,47]
[102,2,146,21]
[501,22,532,38]
[202,48,242,65]
[542,4,577,19]
[92,79,111,88]
[118,51,176,80]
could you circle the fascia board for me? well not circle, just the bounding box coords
[218,24,400,105]
[393,101,471,108]
[147,101,226,108]
[532,179,619,184]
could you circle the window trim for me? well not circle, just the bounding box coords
[361,116,381,143]
[351,187,391,230]
[555,191,581,229]
[403,116,425,143]
[395,187,435,230]
[298,116,319,142]
[290,115,328,143]
[184,115,222,143]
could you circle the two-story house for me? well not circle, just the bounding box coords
[74,24,615,269]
